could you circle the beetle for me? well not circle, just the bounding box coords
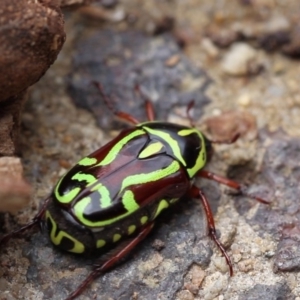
[0,83,269,299]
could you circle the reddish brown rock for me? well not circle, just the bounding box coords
[204,110,257,141]
[0,92,27,156]
[0,157,32,213]
[0,0,66,103]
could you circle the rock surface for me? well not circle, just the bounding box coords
[1,1,300,300]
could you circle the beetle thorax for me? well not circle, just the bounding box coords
[140,122,207,178]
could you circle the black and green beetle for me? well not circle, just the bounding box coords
[0,84,268,299]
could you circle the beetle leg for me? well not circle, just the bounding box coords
[65,222,155,300]
[95,82,156,123]
[145,100,155,121]
[94,82,141,125]
[0,197,50,245]
[189,185,233,276]
[197,170,270,204]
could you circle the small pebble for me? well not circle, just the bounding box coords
[238,258,254,272]
[165,54,181,67]
[202,38,220,58]
[176,289,194,300]
[221,43,262,76]
[212,256,229,274]
[237,93,251,107]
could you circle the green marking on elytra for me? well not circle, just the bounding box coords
[138,141,164,159]
[55,171,96,204]
[97,129,145,167]
[72,172,96,185]
[46,211,85,254]
[74,191,140,227]
[90,183,111,208]
[140,216,148,225]
[96,239,106,248]
[120,160,180,193]
[90,183,102,191]
[143,126,186,166]
[178,129,194,136]
[73,197,91,224]
[122,190,140,213]
[113,234,121,242]
[78,157,97,166]
[128,225,136,235]
[99,185,111,208]
[179,129,206,178]
[54,177,81,204]
[153,199,169,219]
[169,198,179,204]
